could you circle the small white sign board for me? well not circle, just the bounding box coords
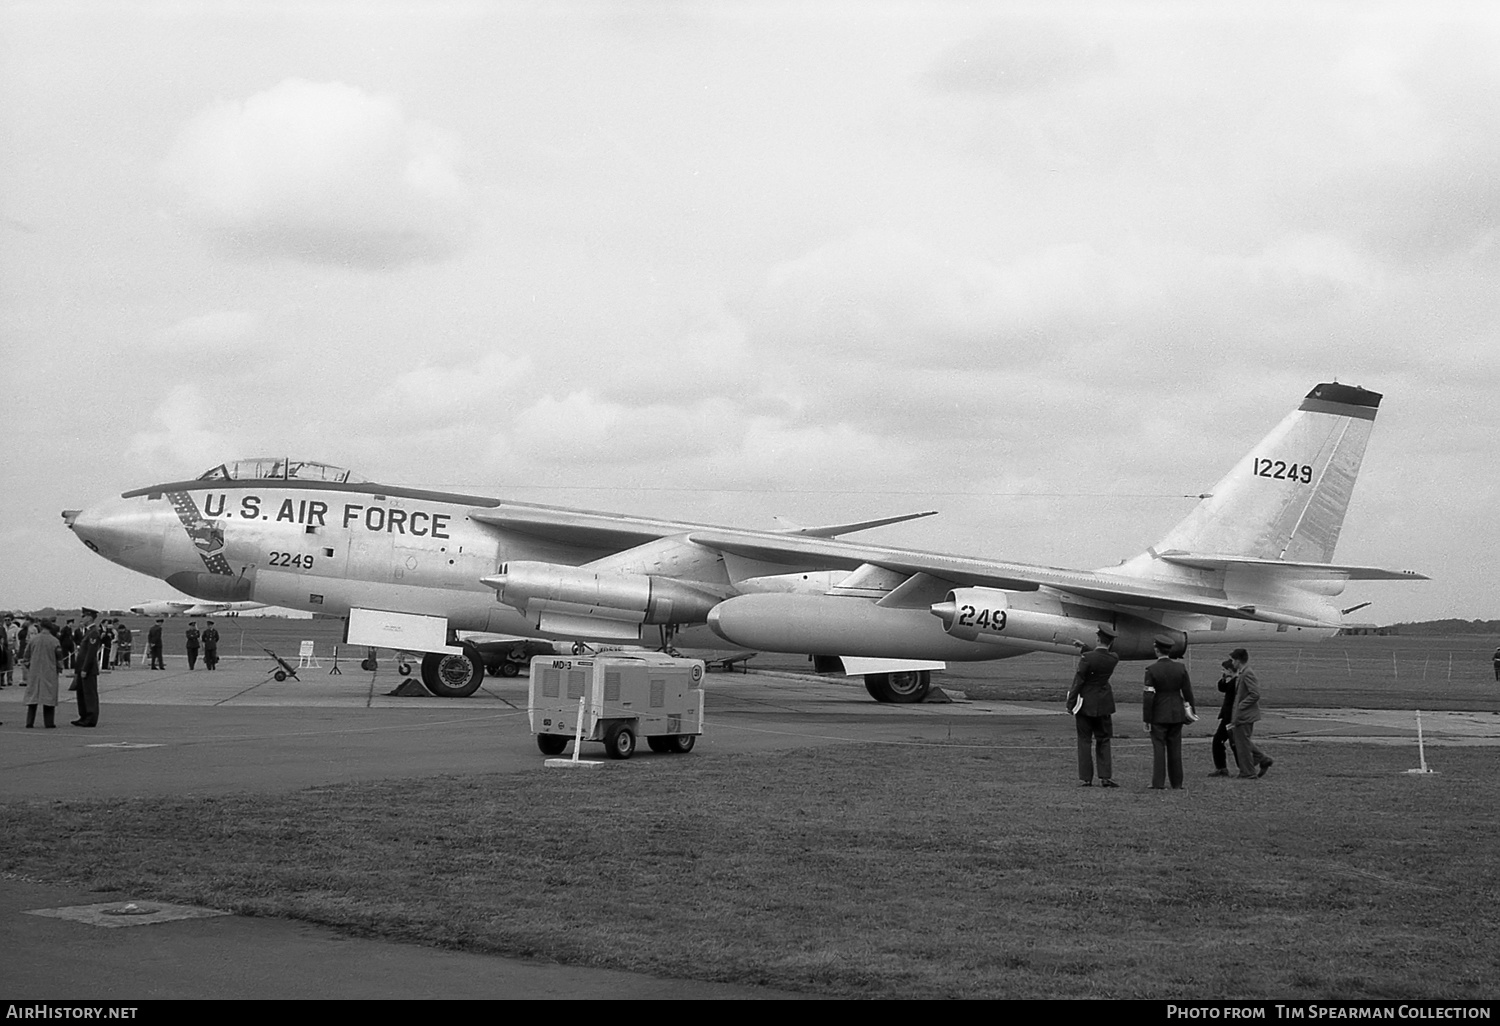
[297,640,321,668]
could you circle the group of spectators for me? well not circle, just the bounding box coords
[0,607,109,728]
[0,614,138,677]
[1066,625,1272,790]
[0,610,225,729]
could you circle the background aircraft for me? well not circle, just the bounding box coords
[128,599,271,617]
[64,383,1423,700]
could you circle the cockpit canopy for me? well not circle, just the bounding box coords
[195,459,364,484]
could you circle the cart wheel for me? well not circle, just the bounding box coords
[646,736,671,753]
[536,734,568,756]
[603,722,636,760]
[500,661,520,677]
[274,670,287,682]
[397,661,412,677]
[668,734,696,754]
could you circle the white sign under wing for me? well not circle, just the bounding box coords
[346,607,464,654]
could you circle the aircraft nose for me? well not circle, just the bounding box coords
[65,497,163,566]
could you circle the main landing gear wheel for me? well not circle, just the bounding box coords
[603,722,636,760]
[863,670,931,704]
[421,643,484,698]
[537,734,568,756]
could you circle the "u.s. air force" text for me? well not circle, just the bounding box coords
[200,495,451,539]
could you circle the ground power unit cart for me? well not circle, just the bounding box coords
[529,653,705,759]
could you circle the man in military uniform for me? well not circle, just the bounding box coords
[202,620,220,670]
[185,620,201,669]
[71,608,103,728]
[148,618,165,670]
[99,618,114,671]
[1142,637,1197,790]
[1066,625,1121,787]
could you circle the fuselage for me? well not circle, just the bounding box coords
[67,472,1334,661]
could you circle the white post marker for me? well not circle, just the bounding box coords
[545,694,602,770]
[1404,709,1438,775]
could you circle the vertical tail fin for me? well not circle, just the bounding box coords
[1150,382,1381,562]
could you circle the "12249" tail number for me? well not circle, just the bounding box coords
[1253,458,1312,484]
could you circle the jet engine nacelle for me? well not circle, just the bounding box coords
[483,561,721,626]
[931,587,1183,660]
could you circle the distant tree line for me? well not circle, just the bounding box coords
[1384,619,1500,636]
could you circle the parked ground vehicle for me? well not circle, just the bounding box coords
[529,653,705,759]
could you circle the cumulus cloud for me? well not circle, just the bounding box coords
[375,353,534,424]
[126,384,236,476]
[925,19,1116,96]
[506,391,725,470]
[736,417,915,485]
[154,310,261,351]
[163,79,475,268]
[749,231,1373,373]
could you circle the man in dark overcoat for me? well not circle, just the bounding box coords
[59,618,76,669]
[202,620,220,670]
[148,618,165,670]
[99,619,114,671]
[1208,658,1239,776]
[71,608,103,728]
[1142,637,1197,790]
[1067,625,1121,787]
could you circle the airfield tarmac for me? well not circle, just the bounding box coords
[3,655,1497,1000]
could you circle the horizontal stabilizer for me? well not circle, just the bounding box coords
[1050,581,1341,627]
[1155,552,1428,581]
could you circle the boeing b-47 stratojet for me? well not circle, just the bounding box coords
[65,383,1424,700]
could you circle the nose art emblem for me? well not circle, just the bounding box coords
[165,491,233,576]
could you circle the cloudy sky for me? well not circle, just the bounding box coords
[2,1,1495,623]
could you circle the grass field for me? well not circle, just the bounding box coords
[4,735,1496,998]
[9,617,1495,997]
